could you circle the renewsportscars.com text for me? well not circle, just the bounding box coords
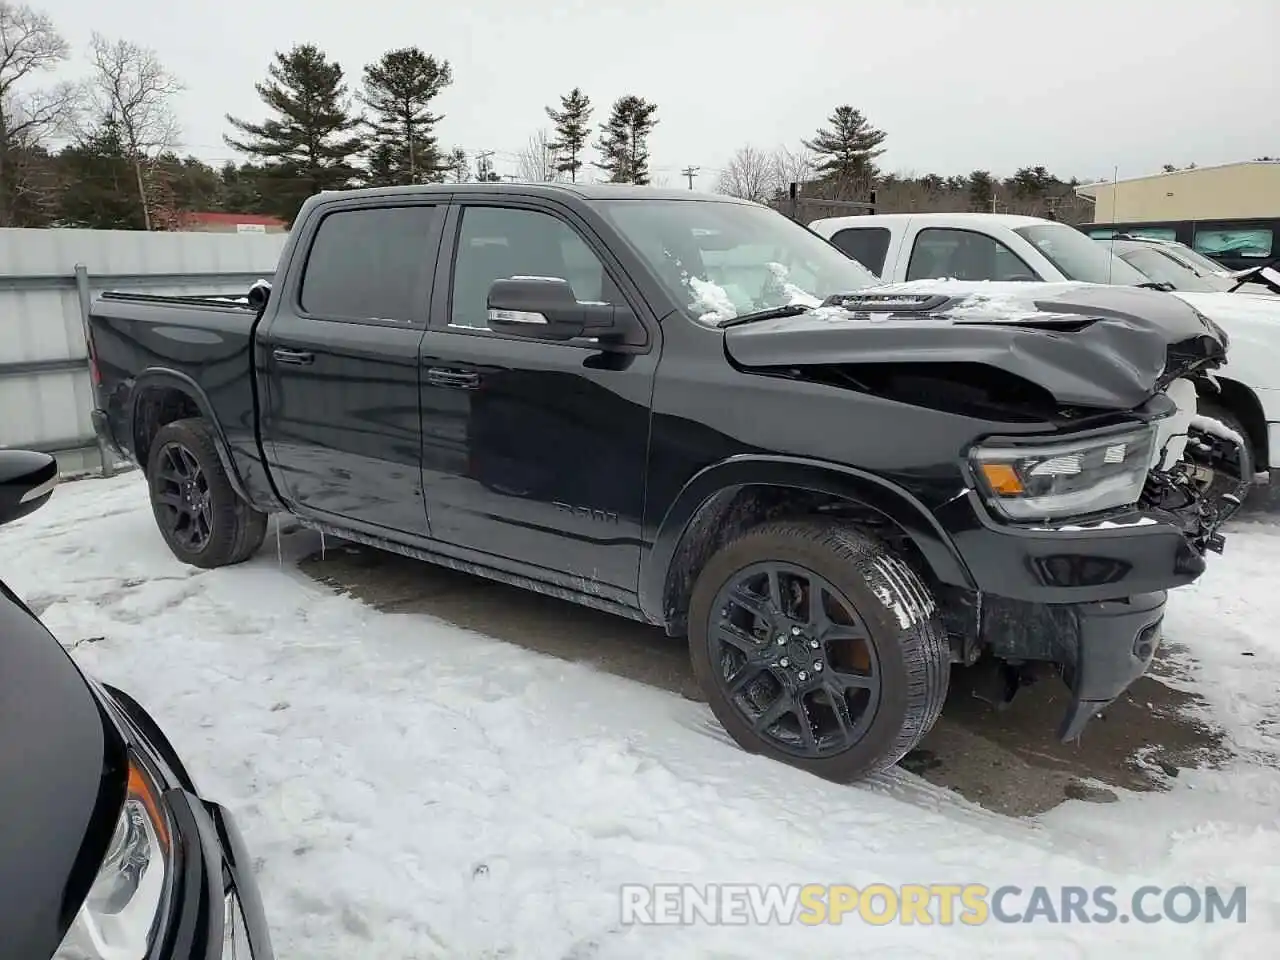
[620,883,1248,926]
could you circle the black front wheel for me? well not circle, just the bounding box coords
[688,521,949,783]
[146,419,267,568]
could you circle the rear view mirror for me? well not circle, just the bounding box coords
[486,277,637,343]
[0,450,58,527]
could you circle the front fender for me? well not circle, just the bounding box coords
[638,454,976,622]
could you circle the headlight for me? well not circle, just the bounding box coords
[970,424,1157,520]
[54,754,173,959]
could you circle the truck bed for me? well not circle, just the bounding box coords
[88,290,267,497]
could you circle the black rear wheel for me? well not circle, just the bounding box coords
[146,419,267,568]
[688,521,949,782]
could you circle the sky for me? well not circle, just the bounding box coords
[31,0,1280,187]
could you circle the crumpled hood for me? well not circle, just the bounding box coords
[723,279,1227,410]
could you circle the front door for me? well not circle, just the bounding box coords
[418,200,658,593]
[258,201,446,536]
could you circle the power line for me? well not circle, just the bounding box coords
[681,165,700,189]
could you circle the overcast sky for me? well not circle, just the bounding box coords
[36,0,1279,186]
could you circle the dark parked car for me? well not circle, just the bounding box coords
[0,450,273,959]
[88,183,1241,783]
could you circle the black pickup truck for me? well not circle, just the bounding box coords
[87,183,1242,783]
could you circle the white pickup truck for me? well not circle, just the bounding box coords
[809,212,1280,492]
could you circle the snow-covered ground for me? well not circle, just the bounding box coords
[4,472,1277,958]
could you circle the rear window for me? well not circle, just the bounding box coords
[829,227,891,275]
[1192,227,1274,260]
[300,206,441,322]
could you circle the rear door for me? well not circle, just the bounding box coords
[257,198,448,536]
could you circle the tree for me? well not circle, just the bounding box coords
[593,95,658,184]
[716,144,775,202]
[967,169,994,212]
[224,43,365,223]
[0,2,79,226]
[56,116,143,229]
[767,145,816,199]
[218,160,268,213]
[445,146,468,182]
[545,87,592,183]
[359,46,452,186]
[86,32,182,231]
[516,128,561,182]
[802,105,886,199]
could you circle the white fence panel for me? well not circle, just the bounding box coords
[0,228,288,475]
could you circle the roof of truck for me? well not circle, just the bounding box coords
[318,182,753,204]
[810,212,1053,232]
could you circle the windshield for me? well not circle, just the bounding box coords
[594,199,881,324]
[1013,223,1150,286]
[1163,243,1233,278]
[1114,245,1222,292]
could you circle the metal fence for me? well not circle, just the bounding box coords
[0,228,288,476]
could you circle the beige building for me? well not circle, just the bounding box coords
[1076,160,1280,223]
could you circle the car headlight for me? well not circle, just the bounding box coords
[970,424,1157,520]
[54,754,173,960]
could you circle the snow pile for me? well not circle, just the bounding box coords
[1,474,1276,957]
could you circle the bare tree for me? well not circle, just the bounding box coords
[0,3,79,225]
[515,128,562,182]
[715,144,776,202]
[769,145,816,193]
[86,32,182,230]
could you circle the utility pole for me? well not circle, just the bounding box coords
[681,165,700,189]
[476,149,495,182]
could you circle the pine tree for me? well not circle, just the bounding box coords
[968,169,994,212]
[802,106,886,199]
[360,47,453,186]
[545,87,592,183]
[593,95,659,185]
[56,118,145,229]
[223,44,365,223]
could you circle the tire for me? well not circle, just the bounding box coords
[146,418,268,568]
[1195,399,1254,512]
[688,520,949,783]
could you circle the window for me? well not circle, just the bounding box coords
[1088,226,1178,242]
[449,206,616,330]
[1193,227,1274,260]
[829,227,891,275]
[299,206,439,322]
[1113,245,1221,293]
[1013,223,1149,285]
[906,229,1038,282]
[595,200,881,325]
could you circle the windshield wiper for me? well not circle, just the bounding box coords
[717,303,812,328]
[1135,280,1176,292]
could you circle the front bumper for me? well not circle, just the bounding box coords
[937,494,1199,741]
[940,493,1207,605]
[96,684,274,960]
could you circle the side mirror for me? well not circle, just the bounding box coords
[247,279,271,311]
[486,277,635,342]
[0,450,58,527]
